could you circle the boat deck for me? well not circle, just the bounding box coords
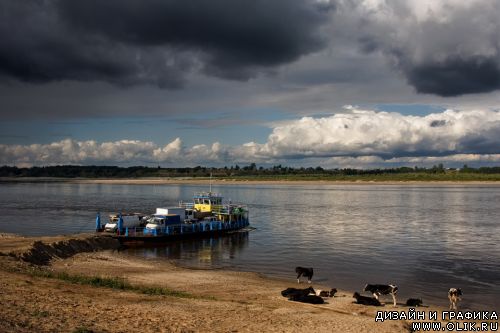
[110,218,250,245]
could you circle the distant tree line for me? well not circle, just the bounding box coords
[1,164,500,178]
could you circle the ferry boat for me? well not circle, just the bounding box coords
[95,191,249,245]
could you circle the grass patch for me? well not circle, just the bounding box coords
[55,272,130,290]
[25,267,206,299]
[138,285,190,297]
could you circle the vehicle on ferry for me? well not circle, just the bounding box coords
[103,213,144,232]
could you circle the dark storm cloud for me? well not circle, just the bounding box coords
[0,0,332,87]
[404,56,500,97]
[347,0,500,97]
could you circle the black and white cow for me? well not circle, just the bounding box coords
[316,288,338,297]
[295,267,314,284]
[353,292,382,306]
[281,287,315,298]
[406,298,423,307]
[448,288,462,310]
[289,294,325,304]
[364,284,398,306]
[281,286,323,304]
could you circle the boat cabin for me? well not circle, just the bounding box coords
[193,192,223,213]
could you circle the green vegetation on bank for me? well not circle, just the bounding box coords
[25,267,205,299]
[226,172,500,182]
[1,164,500,181]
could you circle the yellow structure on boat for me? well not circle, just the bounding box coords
[193,192,223,213]
[192,192,247,222]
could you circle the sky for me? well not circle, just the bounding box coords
[1,0,500,168]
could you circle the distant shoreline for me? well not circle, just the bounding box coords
[1,176,500,186]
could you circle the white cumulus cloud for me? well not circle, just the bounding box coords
[1,108,499,168]
[250,107,500,159]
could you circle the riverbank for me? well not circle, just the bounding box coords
[0,233,407,333]
[1,234,497,333]
[1,176,500,186]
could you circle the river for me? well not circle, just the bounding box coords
[0,182,498,310]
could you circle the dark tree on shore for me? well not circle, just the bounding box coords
[1,164,499,178]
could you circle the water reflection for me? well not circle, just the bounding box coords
[123,231,250,268]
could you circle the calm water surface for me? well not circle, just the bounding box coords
[0,182,499,310]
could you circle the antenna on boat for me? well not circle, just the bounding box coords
[209,172,212,193]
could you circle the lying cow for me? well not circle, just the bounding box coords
[353,292,382,306]
[289,294,325,304]
[406,298,423,307]
[316,288,338,297]
[281,287,315,298]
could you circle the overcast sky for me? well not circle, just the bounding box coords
[1,0,500,168]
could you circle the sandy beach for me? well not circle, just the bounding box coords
[1,233,497,333]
